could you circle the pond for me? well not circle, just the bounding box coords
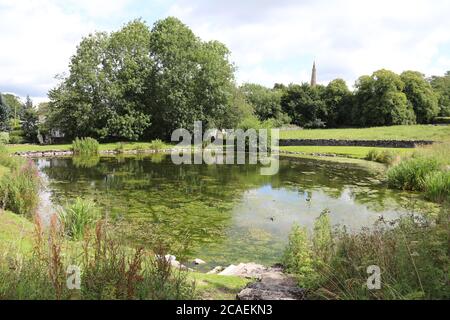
[36,154,437,270]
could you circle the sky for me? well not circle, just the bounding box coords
[1,0,449,103]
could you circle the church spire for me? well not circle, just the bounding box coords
[310,61,317,87]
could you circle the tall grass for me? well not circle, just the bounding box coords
[0,218,196,300]
[283,209,449,300]
[72,137,99,155]
[149,139,166,152]
[387,142,450,202]
[0,160,41,216]
[365,149,397,165]
[58,198,101,240]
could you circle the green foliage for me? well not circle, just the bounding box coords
[0,160,41,216]
[430,71,450,116]
[423,171,450,203]
[323,79,352,127]
[72,137,99,155]
[281,83,327,127]
[0,222,196,300]
[387,143,449,202]
[283,212,334,290]
[284,210,449,299]
[48,18,235,141]
[240,83,289,124]
[58,198,101,240]
[401,71,439,123]
[354,69,416,126]
[365,149,397,164]
[0,132,9,144]
[283,225,319,288]
[21,98,39,143]
[149,139,166,151]
[0,94,10,131]
[387,157,439,191]
[9,127,25,144]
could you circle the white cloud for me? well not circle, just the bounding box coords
[1,0,449,102]
[168,0,450,87]
[0,0,134,101]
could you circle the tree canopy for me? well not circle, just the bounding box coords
[353,69,416,126]
[429,71,450,116]
[47,17,236,141]
[401,71,439,123]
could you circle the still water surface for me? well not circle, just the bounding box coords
[36,155,434,269]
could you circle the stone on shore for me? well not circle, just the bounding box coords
[193,258,206,265]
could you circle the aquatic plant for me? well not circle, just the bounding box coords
[72,137,99,155]
[58,198,101,240]
[424,171,450,203]
[149,139,166,152]
[387,142,449,202]
[0,160,41,216]
[365,149,397,164]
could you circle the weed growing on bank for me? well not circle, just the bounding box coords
[283,208,449,300]
[0,218,196,300]
[387,142,450,202]
[72,137,99,155]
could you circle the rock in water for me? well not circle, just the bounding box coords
[193,258,206,265]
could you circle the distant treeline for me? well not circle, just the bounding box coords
[1,17,450,143]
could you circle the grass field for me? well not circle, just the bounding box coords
[280,146,411,159]
[280,125,450,141]
[6,141,171,153]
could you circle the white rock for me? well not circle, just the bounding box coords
[207,266,224,274]
[193,258,206,265]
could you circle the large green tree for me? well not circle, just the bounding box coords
[322,79,352,127]
[48,17,235,141]
[429,71,450,116]
[401,71,439,123]
[147,17,235,138]
[353,69,416,126]
[281,83,327,128]
[0,93,10,131]
[240,83,287,122]
[21,96,39,143]
[1,93,23,127]
[49,20,152,140]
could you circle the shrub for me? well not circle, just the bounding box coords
[9,134,24,144]
[0,160,41,216]
[387,157,440,191]
[365,149,397,164]
[149,139,165,152]
[284,210,449,299]
[72,137,99,155]
[0,144,23,169]
[0,132,9,144]
[58,198,101,240]
[0,220,196,300]
[283,225,319,288]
